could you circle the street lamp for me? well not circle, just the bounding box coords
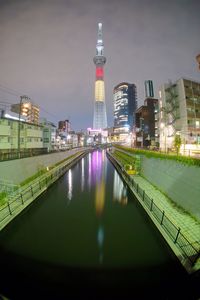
[160,122,167,153]
[18,96,23,158]
[140,117,144,148]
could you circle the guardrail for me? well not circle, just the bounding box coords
[0,151,88,229]
[106,150,200,268]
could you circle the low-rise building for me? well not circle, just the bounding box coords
[158,78,200,153]
[0,112,44,159]
[40,118,57,151]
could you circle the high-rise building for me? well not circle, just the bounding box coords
[11,95,39,124]
[113,82,137,133]
[158,78,200,152]
[93,23,107,130]
[145,80,154,98]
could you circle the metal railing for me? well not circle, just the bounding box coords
[0,151,87,229]
[106,150,200,268]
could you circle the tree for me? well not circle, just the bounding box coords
[174,134,182,155]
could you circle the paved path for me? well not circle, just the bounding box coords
[132,175,200,252]
[112,147,200,271]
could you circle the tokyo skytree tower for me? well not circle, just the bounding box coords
[93,23,107,130]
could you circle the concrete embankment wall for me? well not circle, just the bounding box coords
[0,149,85,185]
[141,157,200,220]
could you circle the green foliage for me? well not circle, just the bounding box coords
[20,169,47,186]
[0,192,7,206]
[174,134,182,155]
[112,150,141,173]
[51,153,79,169]
[114,145,200,167]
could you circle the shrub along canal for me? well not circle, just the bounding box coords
[0,150,197,299]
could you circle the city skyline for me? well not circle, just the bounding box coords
[0,0,200,131]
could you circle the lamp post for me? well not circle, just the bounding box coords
[140,117,144,148]
[18,96,23,158]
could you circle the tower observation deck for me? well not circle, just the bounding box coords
[93,23,107,130]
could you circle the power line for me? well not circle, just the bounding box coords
[0,83,24,96]
[0,87,19,97]
[0,82,59,123]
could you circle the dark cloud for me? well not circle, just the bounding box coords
[0,0,200,130]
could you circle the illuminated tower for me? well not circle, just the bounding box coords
[93,23,107,130]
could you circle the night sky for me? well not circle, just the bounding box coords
[0,0,199,131]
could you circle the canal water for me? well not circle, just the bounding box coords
[0,150,196,299]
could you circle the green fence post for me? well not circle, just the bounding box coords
[174,228,181,243]
[150,199,153,211]
[7,202,12,215]
[31,186,33,197]
[21,193,24,205]
[161,211,165,225]
[143,190,145,201]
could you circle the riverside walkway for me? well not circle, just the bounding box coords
[0,149,89,231]
[132,175,200,271]
[108,148,200,273]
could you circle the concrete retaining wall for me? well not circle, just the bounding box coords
[141,157,200,220]
[0,149,84,185]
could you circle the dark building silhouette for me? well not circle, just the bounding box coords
[145,80,154,98]
[135,97,158,148]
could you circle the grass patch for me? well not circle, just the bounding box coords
[139,173,199,222]
[112,150,141,174]
[114,145,200,167]
[112,148,199,222]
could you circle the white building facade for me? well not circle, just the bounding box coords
[159,78,200,153]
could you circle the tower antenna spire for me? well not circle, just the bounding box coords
[97,23,103,43]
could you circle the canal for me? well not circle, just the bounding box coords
[0,150,197,299]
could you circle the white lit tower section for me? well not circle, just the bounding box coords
[93,23,107,130]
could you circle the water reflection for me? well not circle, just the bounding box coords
[67,169,72,202]
[93,150,107,264]
[97,225,104,264]
[81,158,85,192]
[66,150,126,264]
[113,170,128,205]
[88,152,92,189]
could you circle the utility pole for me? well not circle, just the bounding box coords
[196,54,200,70]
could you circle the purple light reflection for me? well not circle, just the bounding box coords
[91,150,102,183]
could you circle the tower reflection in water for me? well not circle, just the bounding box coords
[66,150,128,264]
[92,150,106,264]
